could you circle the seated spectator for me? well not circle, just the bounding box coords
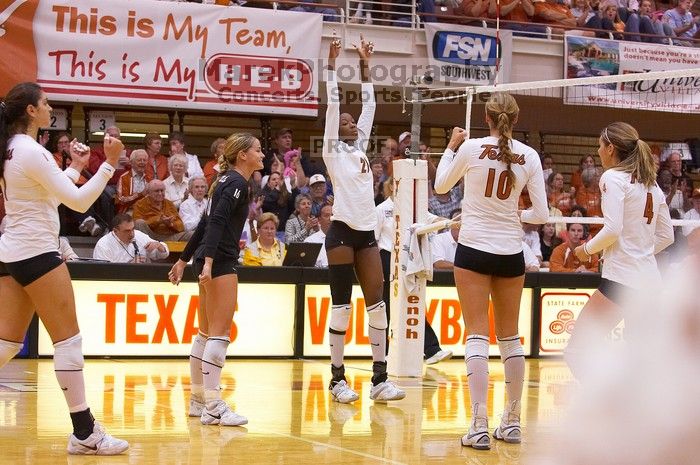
[93,213,169,263]
[203,137,226,186]
[550,222,599,272]
[133,180,192,242]
[539,223,562,268]
[261,171,297,231]
[541,153,555,182]
[570,155,595,193]
[663,0,700,46]
[143,132,169,180]
[289,0,340,22]
[371,157,385,205]
[682,188,700,237]
[116,149,152,214]
[455,0,491,21]
[88,126,130,196]
[571,0,603,31]
[626,0,674,41]
[523,223,543,263]
[560,205,590,240]
[59,236,79,261]
[601,2,626,39]
[179,176,208,231]
[380,138,399,180]
[265,128,294,176]
[658,168,686,214]
[432,209,461,270]
[533,0,578,31]
[523,240,541,272]
[304,204,333,267]
[491,0,548,37]
[547,171,574,216]
[169,131,204,179]
[520,185,532,210]
[285,194,319,243]
[308,174,331,217]
[164,154,189,209]
[576,166,603,215]
[242,213,286,266]
[429,182,462,218]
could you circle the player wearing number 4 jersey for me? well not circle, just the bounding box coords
[435,93,548,450]
[322,36,404,404]
[565,122,673,379]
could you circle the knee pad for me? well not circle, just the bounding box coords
[465,334,489,362]
[53,334,84,371]
[328,264,354,305]
[202,337,230,368]
[497,335,524,362]
[329,305,351,334]
[366,301,388,330]
[0,338,23,367]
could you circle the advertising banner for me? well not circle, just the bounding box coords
[38,281,296,356]
[564,35,700,113]
[424,23,512,86]
[0,0,322,115]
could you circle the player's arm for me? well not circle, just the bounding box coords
[521,154,549,224]
[354,35,375,153]
[323,40,341,164]
[434,127,468,195]
[583,173,625,255]
[654,201,674,254]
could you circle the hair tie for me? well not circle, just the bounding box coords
[0,101,6,112]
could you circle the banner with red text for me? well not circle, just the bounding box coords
[0,0,322,116]
[304,285,532,357]
[564,35,700,113]
[38,281,296,356]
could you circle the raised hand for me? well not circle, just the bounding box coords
[352,33,374,61]
[328,35,341,70]
[103,134,125,168]
[447,127,467,151]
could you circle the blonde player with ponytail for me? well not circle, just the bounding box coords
[435,92,549,450]
[565,122,673,378]
[169,133,264,427]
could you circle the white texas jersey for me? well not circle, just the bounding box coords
[322,70,377,231]
[435,136,548,255]
[584,169,673,289]
[0,134,114,262]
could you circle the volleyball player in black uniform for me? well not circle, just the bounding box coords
[169,133,263,426]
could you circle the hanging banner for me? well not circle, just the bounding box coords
[424,23,512,86]
[564,35,700,113]
[0,0,322,116]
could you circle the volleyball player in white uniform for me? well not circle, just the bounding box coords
[0,82,128,454]
[435,93,548,449]
[566,122,673,378]
[323,37,404,403]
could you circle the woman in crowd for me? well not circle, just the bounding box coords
[434,92,548,450]
[0,82,128,454]
[285,193,319,243]
[242,212,286,266]
[169,132,264,427]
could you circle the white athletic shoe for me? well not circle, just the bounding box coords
[425,349,453,365]
[494,400,521,444]
[461,404,490,450]
[189,396,205,417]
[67,421,129,455]
[200,400,248,426]
[369,380,406,402]
[329,380,359,404]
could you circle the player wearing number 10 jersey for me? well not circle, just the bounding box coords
[435,93,548,451]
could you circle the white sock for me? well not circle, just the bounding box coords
[202,336,229,405]
[366,301,387,363]
[189,332,207,400]
[54,334,88,413]
[497,335,525,416]
[466,334,490,410]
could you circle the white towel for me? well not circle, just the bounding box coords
[401,224,434,294]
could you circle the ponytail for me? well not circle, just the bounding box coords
[208,155,229,197]
[0,82,43,181]
[602,122,657,188]
[485,92,520,189]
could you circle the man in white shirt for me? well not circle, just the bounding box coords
[179,176,208,231]
[432,209,461,270]
[304,204,332,267]
[682,188,700,237]
[93,213,169,263]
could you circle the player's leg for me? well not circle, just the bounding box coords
[491,274,526,444]
[454,265,492,450]
[200,272,247,427]
[325,222,358,403]
[379,248,391,355]
[24,261,127,454]
[188,282,209,417]
[0,275,34,368]
[355,245,405,401]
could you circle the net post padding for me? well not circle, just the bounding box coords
[387,158,430,378]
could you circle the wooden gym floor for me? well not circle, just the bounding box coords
[0,358,573,465]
